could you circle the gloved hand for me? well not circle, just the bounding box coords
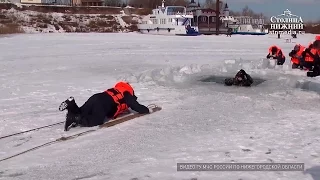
[147,104,158,113]
[148,107,154,113]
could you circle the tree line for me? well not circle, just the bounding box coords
[104,0,265,19]
[104,0,189,8]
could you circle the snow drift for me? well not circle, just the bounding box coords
[120,58,320,94]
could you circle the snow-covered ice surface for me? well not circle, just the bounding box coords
[0,33,320,180]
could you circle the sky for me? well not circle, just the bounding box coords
[207,0,320,22]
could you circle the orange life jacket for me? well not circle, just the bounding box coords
[291,44,305,64]
[105,81,134,119]
[268,46,285,58]
[304,48,318,62]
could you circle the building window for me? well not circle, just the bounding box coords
[151,19,158,24]
[160,19,166,24]
[201,16,207,22]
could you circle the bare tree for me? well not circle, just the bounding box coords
[128,0,159,9]
[166,0,188,6]
[229,5,267,21]
[229,10,241,16]
[242,5,254,16]
[128,0,187,9]
[204,0,215,9]
[203,0,225,11]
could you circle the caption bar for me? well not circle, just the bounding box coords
[177,163,304,171]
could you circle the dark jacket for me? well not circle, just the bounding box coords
[122,91,150,114]
[289,50,298,57]
[302,48,320,64]
[100,91,150,118]
[79,91,149,127]
[233,70,254,87]
[267,50,284,59]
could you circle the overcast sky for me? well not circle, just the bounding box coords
[202,0,319,21]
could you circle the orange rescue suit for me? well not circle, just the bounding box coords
[304,48,318,62]
[291,45,305,64]
[303,41,318,62]
[268,46,285,58]
[105,82,134,119]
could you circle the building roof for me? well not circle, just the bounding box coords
[198,8,217,13]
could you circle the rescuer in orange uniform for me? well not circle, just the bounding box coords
[59,81,150,131]
[305,35,320,50]
[289,44,305,69]
[302,40,320,77]
[266,45,286,65]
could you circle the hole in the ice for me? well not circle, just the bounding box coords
[199,75,266,86]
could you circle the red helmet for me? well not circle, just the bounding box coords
[315,35,320,40]
[271,46,277,53]
[114,81,134,95]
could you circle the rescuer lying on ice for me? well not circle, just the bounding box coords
[266,45,286,65]
[59,81,151,131]
[289,44,305,69]
[224,69,254,87]
[302,40,320,77]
